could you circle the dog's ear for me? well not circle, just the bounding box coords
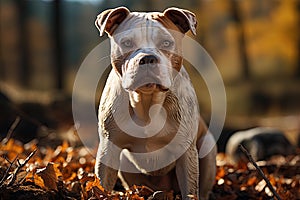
[163,7,197,35]
[95,7,130,36]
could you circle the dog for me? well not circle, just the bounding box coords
[94,7,217,199]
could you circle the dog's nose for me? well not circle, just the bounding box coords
[139,55,158,66]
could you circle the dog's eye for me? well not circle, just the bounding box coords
[162,40,173,48]
[122,40,133,48]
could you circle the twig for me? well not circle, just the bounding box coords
[0,155,18,186]
[238,144,282,200]
[7,149,37,186]
[17,170,30,186]
[1,155,17,166]
[1,116,21,145]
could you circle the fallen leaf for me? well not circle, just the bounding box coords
[90,186,109,199]
[86,175,105,192]
[36,162,58,191]
[216,166,226,180]
[33,173,45,189]
[246,176,257,186]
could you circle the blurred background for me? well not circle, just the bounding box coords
[0,0,299,150]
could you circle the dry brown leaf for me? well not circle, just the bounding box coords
[90,186,109,199]
[216,166,226,180]
[268,174,276,186]
[33,173,45,189]
[131,185,154,197]
[36,162,59,191]
[246,176,257,186]
[52,162,63,177]
[1,139,24,160]
[61,140,70,152]
[86,175,105,192]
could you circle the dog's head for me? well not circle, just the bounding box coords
[95,7,197,95]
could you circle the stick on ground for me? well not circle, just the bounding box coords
[1,116,21,145]
[0,155,18,186]
[238,144,282,200]
[7,149,37,186]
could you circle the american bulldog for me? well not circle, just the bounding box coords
[94,7,217,199]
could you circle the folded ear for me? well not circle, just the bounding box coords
[95,7,130,36]
[163,7,197,35]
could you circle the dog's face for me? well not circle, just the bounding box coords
[111,19,176,94]
[95,7,197,95]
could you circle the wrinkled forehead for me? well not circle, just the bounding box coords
[112,12,179,43]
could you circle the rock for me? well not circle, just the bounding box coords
[225,127,295,163]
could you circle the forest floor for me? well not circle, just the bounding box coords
[0,138,299,200]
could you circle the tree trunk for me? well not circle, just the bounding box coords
[16,0,30,87]
[53,0,63,90]
[230,0,250,80]
[297,0,300,79]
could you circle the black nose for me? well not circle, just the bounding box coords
[139,55,158,65]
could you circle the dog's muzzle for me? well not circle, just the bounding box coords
[122,52,170,93]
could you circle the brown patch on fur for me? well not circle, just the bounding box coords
[111,50,132,76]
[95,7,130,36]
[161,50,183,72]
[151,14,184,72]
[150,13,181,33]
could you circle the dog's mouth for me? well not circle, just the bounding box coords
[122,73,171,94]
[137,83,169,93]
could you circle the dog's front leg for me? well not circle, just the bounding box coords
[95,138,121,191]
[176,145,199,199]
[199,144,217,200]
[198,132,217,200]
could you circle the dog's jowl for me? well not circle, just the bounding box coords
[94,7,217,200]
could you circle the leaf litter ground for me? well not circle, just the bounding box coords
[0,139,299,200]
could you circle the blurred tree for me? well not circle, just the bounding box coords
[230,0,249,80]
[17,0,30,86]
[53,0,63,90]
[297,0,300,78]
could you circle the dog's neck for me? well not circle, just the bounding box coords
[129,91,166,125]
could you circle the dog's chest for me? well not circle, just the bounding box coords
[119,118,179,152]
